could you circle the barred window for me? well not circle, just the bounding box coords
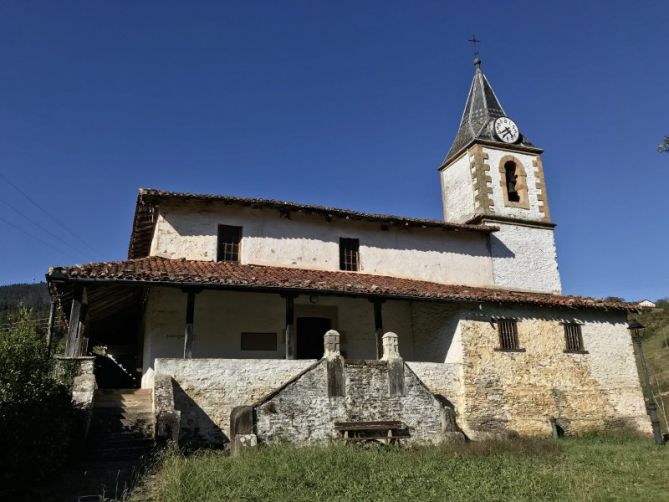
[217,224,242,262]
[339,238,359,271]
[497,319,520,350]
[564,323,585,353]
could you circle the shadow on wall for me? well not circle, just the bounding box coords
[172,380,228,448]
[164,205,500,258]
[488,235,515,259]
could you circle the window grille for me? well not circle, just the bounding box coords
[564,323,584,352]
[217,225,242,262]
[339,238,360,271]
[497,319,519,350]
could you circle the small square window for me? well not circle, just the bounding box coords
[241,332,277,351]
[497,319,521,350]
[564,323,585,353]
[217,225,242,262]
[339,238,359,271]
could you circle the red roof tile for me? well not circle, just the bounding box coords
[48,257,636,312]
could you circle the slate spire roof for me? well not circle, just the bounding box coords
[443,58,537,165]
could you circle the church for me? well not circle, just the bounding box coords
[47,58,651,446]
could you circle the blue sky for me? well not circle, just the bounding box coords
[0,1,667,300]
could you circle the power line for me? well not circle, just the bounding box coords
[0,172,99,254]
[0,213,74,257]
[0,198,89,259]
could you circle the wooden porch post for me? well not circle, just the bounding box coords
[65,287,87,357]
[183,289,198,359]
[283,294,297,360]
[46,300,56,355]
[372,299,385,360]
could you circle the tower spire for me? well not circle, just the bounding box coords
[442,58,536,166]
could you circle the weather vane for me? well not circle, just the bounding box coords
[468,34,481,57]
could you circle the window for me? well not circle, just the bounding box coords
[504,161,520,202]
[497,319,521,351]
[241,332,277,351]
[563,323,585,353]
[339,238,359,271]
[217,224,242,262]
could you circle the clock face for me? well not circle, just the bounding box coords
[494,117,520,144]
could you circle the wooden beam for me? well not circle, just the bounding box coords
[65,287,86,357]
[183,289,197,358]
[283,294,297,360]
[372,299,385,360]
[46,300,56,354]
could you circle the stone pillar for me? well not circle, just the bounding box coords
[323,329,341,359]
[381,332,401,361]
[230,406,257,456]
[381,332,404,396]
[324,330,345,397]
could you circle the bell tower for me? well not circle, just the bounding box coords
[440,58,561,293]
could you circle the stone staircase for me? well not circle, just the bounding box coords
[47,389,156,501]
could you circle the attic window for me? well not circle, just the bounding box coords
[504,161,520,202]
[564,323,586,353]
[217,224,242,262]
[339,238,359,271]
[496,319,523,351]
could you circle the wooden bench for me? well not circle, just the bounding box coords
[334,421,410,445]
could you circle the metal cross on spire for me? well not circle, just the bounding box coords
[468,34,481,56]
[468,34,482,68]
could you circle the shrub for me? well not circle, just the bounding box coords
[0,306,76,495]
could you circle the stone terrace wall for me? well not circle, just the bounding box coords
[154,358,314,446]
[254,359,451,444]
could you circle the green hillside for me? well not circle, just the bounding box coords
[0,282,51,331]
[634,299,669,434]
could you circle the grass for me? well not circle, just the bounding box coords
[134,436,669,502]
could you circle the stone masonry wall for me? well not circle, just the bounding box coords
[154,358,314,446]
[254,359,449,444]
[453,306,651,439]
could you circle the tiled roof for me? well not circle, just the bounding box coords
[48,257,636,312]
[128,188,498,259]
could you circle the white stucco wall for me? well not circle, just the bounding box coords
[149,203,494,287]
[489,223,561,293]
[484,147,547,222]
[141,287,418,387]
[441,153,475,223]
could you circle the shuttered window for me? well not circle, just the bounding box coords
[217,225,242,262]
[339,238,360,271]
[497,319,520,350]
[564,323,585,353]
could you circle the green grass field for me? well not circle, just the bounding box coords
[135,436,668,502]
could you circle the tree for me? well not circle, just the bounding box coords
[0,306,75,495]
[659,136,669,153]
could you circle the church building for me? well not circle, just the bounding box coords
[47,59,651,446]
